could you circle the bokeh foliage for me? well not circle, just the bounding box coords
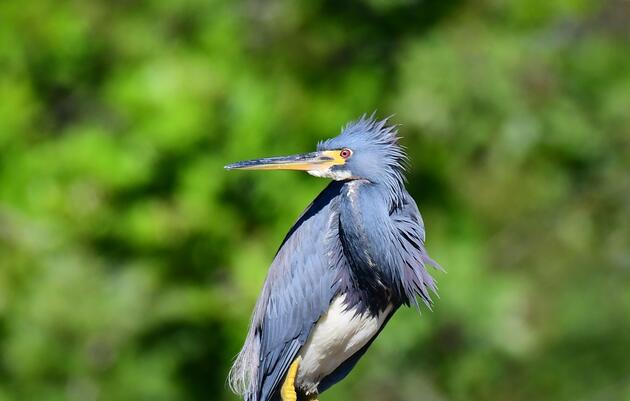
[1,0,629,400]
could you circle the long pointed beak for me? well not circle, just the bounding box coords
[225,151,344,172]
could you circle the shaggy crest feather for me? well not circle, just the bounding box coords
[318,114,408,209]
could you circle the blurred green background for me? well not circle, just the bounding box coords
[1,0,629,400]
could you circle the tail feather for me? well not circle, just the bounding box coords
[229,330,260,401]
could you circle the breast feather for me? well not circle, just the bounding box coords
[296,295,392,394]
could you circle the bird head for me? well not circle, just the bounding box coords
[225,115,407,190]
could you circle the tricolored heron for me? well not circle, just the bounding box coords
[225,116,441,401]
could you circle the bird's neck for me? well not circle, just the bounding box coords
[337,180,394,313]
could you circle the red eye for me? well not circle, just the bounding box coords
[340,148,352,159]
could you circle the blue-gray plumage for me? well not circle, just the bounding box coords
[225,116,441,401]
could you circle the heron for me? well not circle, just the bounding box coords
[225,115,441,401]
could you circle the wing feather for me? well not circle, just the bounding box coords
[390,192,441,307]
[230,182,344,401]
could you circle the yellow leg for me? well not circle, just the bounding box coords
[280,357,301,401]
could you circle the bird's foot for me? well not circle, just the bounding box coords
[280,357,301,401]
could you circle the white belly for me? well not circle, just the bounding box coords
[296,295,393,395]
